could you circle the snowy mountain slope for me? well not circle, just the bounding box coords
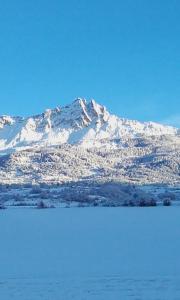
[0,134,179,186]
[0,98,178,153]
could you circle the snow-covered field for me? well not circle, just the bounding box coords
[0,207,180,300]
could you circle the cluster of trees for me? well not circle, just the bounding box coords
[0,180,177,208]
[0,203,6,209]
[36,200,55,209]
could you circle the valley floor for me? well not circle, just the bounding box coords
[0,207,180,299]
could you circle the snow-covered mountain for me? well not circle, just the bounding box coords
[0,98,179,208]
[0,98,178,153]
[0,98,180,204]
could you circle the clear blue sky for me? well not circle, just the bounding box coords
[0,0,180,126]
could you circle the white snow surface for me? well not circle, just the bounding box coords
[0,207,180,300]
[0,98,178,153]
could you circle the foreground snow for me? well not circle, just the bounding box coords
[0,207,180,299]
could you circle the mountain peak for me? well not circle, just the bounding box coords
[73,97,87,105]
[59,98,109,128]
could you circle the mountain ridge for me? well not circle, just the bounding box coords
[0,98,179,153]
